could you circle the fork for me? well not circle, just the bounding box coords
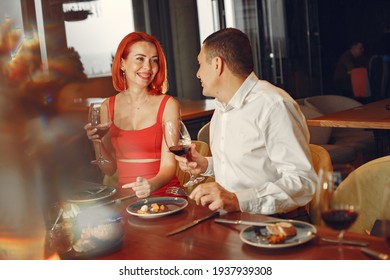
[82,186,107,195]
[166,187,189,197]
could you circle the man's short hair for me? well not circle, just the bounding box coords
[203,28,254,77]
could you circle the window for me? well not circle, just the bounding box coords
[63,0,134,78]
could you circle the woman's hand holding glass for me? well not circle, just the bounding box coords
[85,102,112,165]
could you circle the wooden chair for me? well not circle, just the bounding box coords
[303,94,375,170]
[103,170,118,188]
[308,144,334,225]
[309,144,333,175]
[334,155,390,234]
[197,122,210,145]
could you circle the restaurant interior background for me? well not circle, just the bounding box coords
[2,0,390,102]
[1,0,390,260]
[1,0,389,181]
[0,0,388,194]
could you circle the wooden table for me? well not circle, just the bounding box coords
[70,97,215,120]
[71,193,390,260]
[179,98,215,121]
[179,98,215,139]
[306,98,390,156]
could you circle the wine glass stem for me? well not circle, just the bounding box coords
[96,142,102,159]
[188,171,196,182]
[97,142,105,163]
[337,230,345,245]
[92,141,108,165]
[187,163,196,183]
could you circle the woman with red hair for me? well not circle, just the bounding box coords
[85,32,182,198]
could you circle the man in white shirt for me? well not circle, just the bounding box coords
[176,28,317,221]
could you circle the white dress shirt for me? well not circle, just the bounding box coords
[203,72,317,215]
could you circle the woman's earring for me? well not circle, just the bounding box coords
[122,70,127,91]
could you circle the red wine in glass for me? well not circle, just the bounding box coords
[88,102,111,165]
[163,119,204,188]
[321,209,359,230]
[318,170,360,245]
[95,125,110,138]
[169,145,190,156]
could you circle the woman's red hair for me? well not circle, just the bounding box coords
[112,32,168,94]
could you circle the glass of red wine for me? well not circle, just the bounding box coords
[318,169,360,245]
[88,101,111,165]
[163,119,204,189]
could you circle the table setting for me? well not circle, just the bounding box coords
[45,189,125,260]
[43,177,390,260]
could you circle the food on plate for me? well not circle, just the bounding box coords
[265,222,297,244]
[277,222,297,237]
[80,223,121,241]
[73,238,96,253]
[266,233,286,244]
[73,223,123,253]
[266,222,297,237]
[62,203,80,219]
[137,203,168,214]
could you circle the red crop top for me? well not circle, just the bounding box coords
[109,95,169,160]
[109,94,176,187]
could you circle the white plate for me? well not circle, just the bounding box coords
[126,197,188,219]
[67,184,116,203]
[239,219,317,249]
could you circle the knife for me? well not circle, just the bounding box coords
[320,237,369,247]
[91,194,137,208]
[166,211,220,236]
[214,218,280,227]
[361,247,389,260]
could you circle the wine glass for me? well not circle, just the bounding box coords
[382,184,390,248]
[163,119,205,189]
[88,102,111,165]
[318,169,361,245]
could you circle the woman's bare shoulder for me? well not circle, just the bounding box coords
[162,95,181,119]
[166,95,180,106]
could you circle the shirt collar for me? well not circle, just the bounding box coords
[215,72,258,112]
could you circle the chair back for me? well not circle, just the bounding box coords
[103,170,118,187]
[308,144,333,225]
[335,155,390,234]
[197,122,210,145]
[351,67,369,98]
[300,105,332,145]
[304,94,362,114]
[367,55,390,101]
[309,144,333,174]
